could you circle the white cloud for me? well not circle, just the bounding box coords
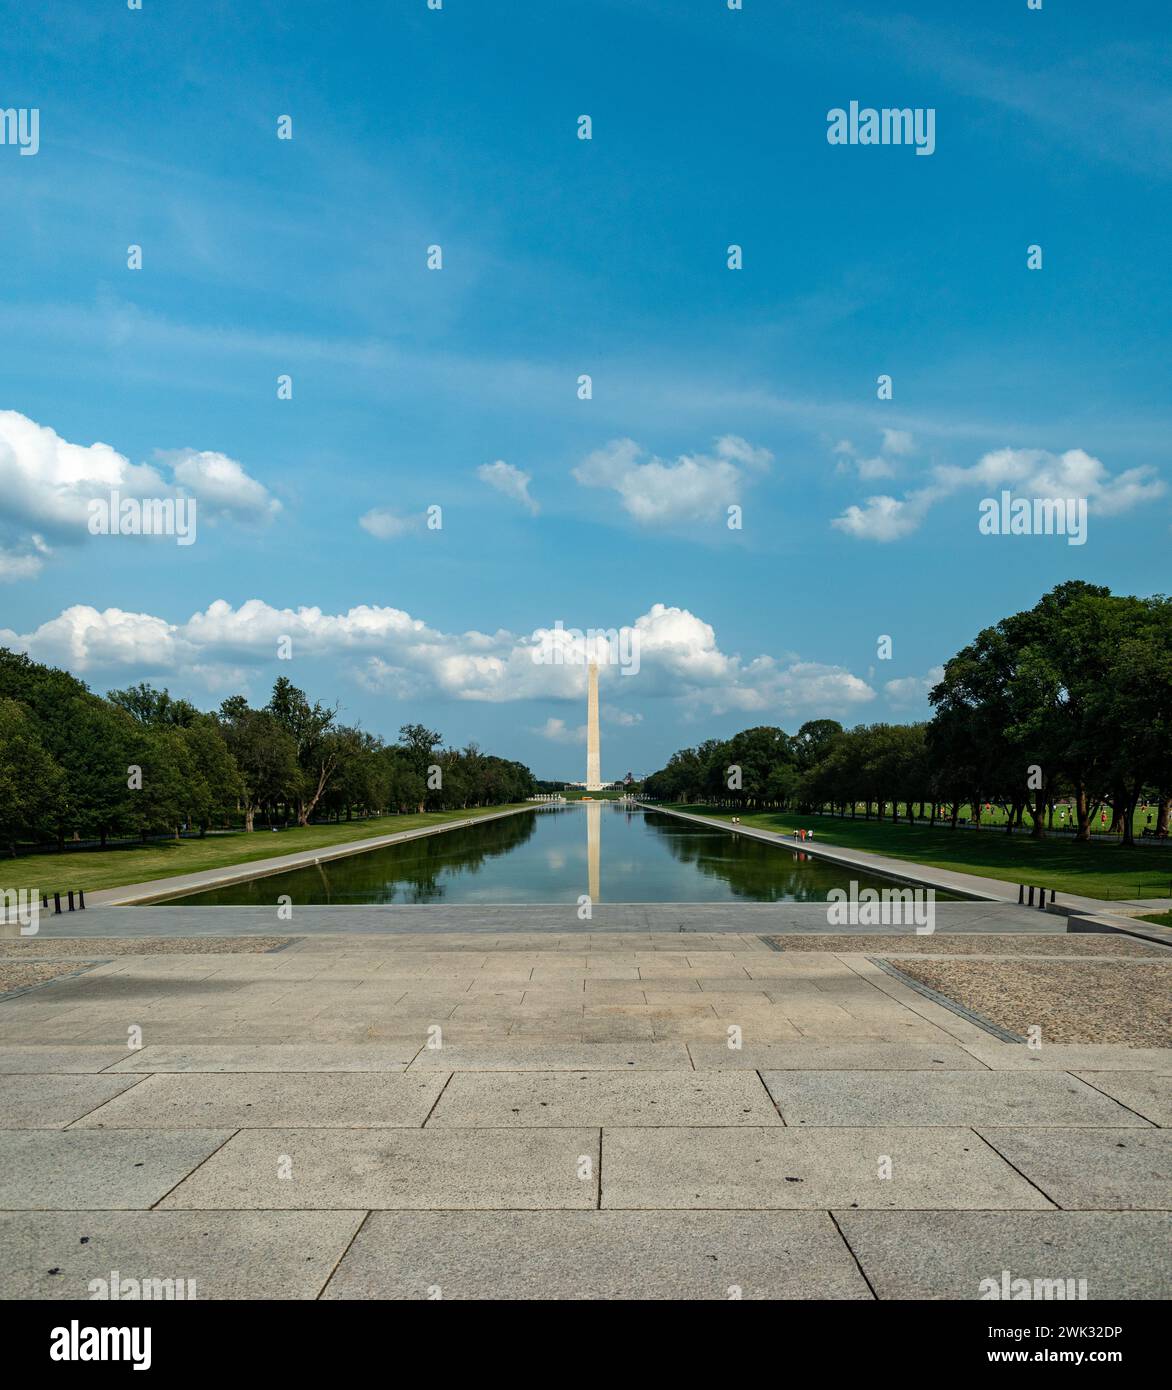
[2,596,875,719]
[162,449,282,524]
[1,604,185,673]
[884,665,945,706]
[535,718,585,744]
[833,430,915,481]
[881,429,914,456]
[834,445,1163,542]
[857,457,896,481]
[0,411,280,576]
[0,552,46,581]
[359,508,417,540]
[774,662,875,711]
[477,460,539,515]
[832,491,935,542]
[713,434,773,471]
[935,447,1165,517]
[572,435,771,526]
[0,534,50,582]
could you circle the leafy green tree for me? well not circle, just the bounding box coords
[266,677,339,824]
[792,720,843,776]
[220,704,301,832]
[56,699,138,847]
[108,682,199,728]
[182,716,242,834]
[396,724,442,811]
[0,699,66,855]
[127,726,196,840]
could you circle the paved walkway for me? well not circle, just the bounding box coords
[21,899,1077,939]
[650,805,1172,941]
[1,927,1167,1299]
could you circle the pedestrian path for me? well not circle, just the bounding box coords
[651,805,1172,939]
[0,928,1167,1299]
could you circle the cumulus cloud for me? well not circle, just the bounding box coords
[1,597,875,719]
[162,450,282,524]
[833,445,1163,543]
[834,430,915,482]
[884,665,945,706]
[535,718,585,743]
[359,508,417,540]
[0,604,184,674]
[0,410,280,578]
[477,460,539,514]
[832,490,937,542]
[572,435,771,526]
[934,447,1164,517]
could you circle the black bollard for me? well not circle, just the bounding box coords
[1027,886,1034,905]
[53,892,61,915]
[1017,884,1024,903]
[67,890,75,911]
[79,889,86,910]
[1036,887,1046,911]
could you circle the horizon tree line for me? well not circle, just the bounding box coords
[0,651,536,855]
[642,581,1172,848]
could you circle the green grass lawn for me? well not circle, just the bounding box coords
[1139,911,1172,929]
[0,806,530,895]
[920,802,1159,837]
[663,805,1172,902]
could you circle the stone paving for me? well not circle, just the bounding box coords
[0,926,1168,1300]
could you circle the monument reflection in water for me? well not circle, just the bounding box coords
[586,798,601,902]
[164,802,936,906]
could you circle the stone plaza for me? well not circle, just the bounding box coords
[1,878,1168,1300]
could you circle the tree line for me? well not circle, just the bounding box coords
[642,581,1172,847]
[0,650,536,854]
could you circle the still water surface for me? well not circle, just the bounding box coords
[167,804,945,905]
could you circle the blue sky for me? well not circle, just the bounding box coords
[1,0,1169,779]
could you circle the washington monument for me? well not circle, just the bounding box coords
[585,660,603,791]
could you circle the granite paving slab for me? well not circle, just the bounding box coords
[0,1129,233,1209]
[0,1045,136,1074]
[976,1128,1172,1210]
[0,1210,366,1299]
[1072,1071,1170,1127]
[427,1071,778,1127]
[688,1042,986,1070]
[159,1128,600,1209]
[0,1074,145,1128]
[600,1127,1052,1209]
[760,1070,1152,1127]
[835,1210,1172,1300]
[73,1072,449,1129]
[407,1042,691,1071]
[106,1043,421,1073]
[962,1043,1172,1072]
[321,1210,871,1300]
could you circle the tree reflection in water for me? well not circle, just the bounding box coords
[167,804,949,906]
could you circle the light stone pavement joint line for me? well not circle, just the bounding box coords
[149,1128,243,1212]
[967,1126,1073,1211]
[972,1126,1172,1211]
